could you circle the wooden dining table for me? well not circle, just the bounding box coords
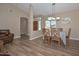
[43,28,67,47]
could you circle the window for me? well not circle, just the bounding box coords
[38,17,42,30]
[38,21,41,30]
[33,17,42,31]
[33,21,38,31]
[45,17,56,28]
[45,21,50,28]
[51,21,56,27]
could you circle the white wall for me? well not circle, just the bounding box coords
[56,10,79,39]
[31,31,42,40]
[32,9,79,40]
[28,7,79,40]
[1,4,78,40]
[28,5,43,40]
[0,4,42,40]
[0,4,28,38]
[28,4,33,40]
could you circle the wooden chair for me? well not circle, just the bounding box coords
[57,28,63,32]
[66,28,71,47]
[42,28,46,40]
[42,28,51,45]
[51,28,61,47]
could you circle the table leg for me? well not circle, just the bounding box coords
[48,37,51,46]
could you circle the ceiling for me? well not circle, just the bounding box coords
[12,3,79,16]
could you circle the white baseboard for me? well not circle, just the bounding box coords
[71,37,79,41]
[14,35,79,41]
[30,35,43,40]
[14,36,21,39]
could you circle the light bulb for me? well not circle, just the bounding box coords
[56,17,60,19]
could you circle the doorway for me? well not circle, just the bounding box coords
[20,17,28,37]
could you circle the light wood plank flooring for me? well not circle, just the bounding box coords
[4,36,79,56]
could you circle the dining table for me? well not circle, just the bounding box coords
[42,28,67,46]
[49,30,67,46]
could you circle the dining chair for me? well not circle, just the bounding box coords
[42,28,46,40]
[66,28,71,47]
[57,28,63,32]
[42,28,51,45]
[51,28,61,47]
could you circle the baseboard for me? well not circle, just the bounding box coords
[14,35,79,41]
[14,35,42,40]
[30,35,43,40]
[14,36,21,39]
[71,37,79,41]
[30,37,79,41]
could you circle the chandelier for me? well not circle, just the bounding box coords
[51,3,60,21]
[51,3,71,23]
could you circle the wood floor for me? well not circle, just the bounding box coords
[4,36,79,56]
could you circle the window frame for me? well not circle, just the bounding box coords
[38,20,42,31]
[33,17,42,31]
[45,17,56,28]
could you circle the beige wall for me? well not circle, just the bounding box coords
[0,4,28,38]
[56,10,79,39]
[0,4,42,40]
[1,4,78,40]
[28,5,42,40]
[28,4,33,39]
[32,9,79,40]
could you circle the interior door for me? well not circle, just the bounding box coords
[20,17,28,36]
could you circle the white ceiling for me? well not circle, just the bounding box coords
[12,3,79,16]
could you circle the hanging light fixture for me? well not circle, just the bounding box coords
[52,3,61,21]
[61,17,72,24]
[52,3,71,23]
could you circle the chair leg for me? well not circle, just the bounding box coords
[42,36,44,40]
[58,41,61,47]
[48,37,51,45]
[68,39,71,48]
[42,36,45,42]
